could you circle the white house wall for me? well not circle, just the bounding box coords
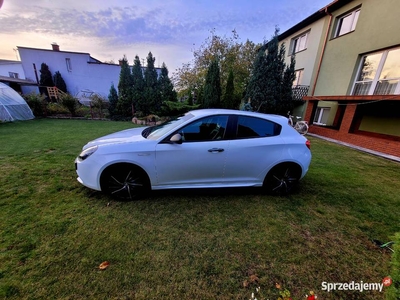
[18,47,120,98]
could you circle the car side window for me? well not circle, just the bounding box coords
[236,116,281,138]
[178,115,229,142]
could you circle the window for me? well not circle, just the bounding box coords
[66,58,72,72]
[353,47,400,95]
[290,32,309,54]
[293,69,304,86]
[313,107,331,125]
[335,8,360,37]
[179,115,228,142]
[236,116,281,138]
[8,72,19,79]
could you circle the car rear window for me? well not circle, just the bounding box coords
[236,116,281,138]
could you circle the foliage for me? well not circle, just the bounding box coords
[46,102,69,115]
[223,69,236,109]
[90,94,109,119]
[39,63,54,87]
[203,59,221,108]
[158,62,177,105]
[60,93,80,116]
[53,71,68,93]
[23,92,47,117]
[131,55,145,114]
[117,55,134,117]
[108,83,119,118]
[142,52,160,115]
[161,100,200,116]
[386,233,400,299]
[245,28,296,115]
[173,30,260,108]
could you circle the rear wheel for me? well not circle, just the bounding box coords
[264,163,301,195]
[294,121,308,135]
[100,164,149,200]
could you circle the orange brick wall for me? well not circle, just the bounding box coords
[305,101,400,158]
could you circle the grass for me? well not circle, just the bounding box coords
[1,118,399,299]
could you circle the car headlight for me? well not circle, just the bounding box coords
[78,146,98,161]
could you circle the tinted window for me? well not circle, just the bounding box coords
[236,116,281,138]
[178,115,229,142]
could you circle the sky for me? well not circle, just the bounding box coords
[0,0,331,74]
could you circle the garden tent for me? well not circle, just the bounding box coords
[0,82,34,122]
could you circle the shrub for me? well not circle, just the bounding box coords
[60,94,80,116]
[23,92,47,117]
[75,106,91,118]
[46,103,69,115]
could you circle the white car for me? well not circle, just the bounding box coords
[75,109,311,199]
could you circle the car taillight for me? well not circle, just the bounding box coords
[306,140,311,150]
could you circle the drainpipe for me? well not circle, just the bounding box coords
[311,6,333,96]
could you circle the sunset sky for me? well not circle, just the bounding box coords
[0,0,331,73]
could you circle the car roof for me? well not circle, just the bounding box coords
[187,108,288,124]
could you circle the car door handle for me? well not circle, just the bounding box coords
[208,148,224,153]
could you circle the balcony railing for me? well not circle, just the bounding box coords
[292,85,309,101]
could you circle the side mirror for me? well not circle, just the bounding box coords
[170,133,183,144]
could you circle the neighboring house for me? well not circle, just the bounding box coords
[17,44,121,99]
[278,0,400,158]
[0,59,38,94]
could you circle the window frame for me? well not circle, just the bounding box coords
[234,115,282,139]
[334,7,361,38]
[352,47,400,96]
[290,31,309,55]
[313,107,331,126]
[293,69,304,86]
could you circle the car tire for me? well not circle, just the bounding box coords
[100,164,149,200]
[263,163,301,195]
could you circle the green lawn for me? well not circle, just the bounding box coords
[1,119,399,300]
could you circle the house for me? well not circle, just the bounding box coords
[0,59,38,94]
[278,0,400,158]
[17,44,122,99]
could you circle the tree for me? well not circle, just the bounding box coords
[158,63,177,104]
[203,59,221,108]
[173,30,260,108]
[117,55,133,117]
[143,52,159,115]
[108,83,119,118]
[223,69,235,109]
[53,71,67,93]
[131,55,145,114]
[39,63,54,87]
[245,28,296,115]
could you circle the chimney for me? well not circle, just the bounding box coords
[51,43,60,51]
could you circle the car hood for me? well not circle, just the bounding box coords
[83,127,147,149]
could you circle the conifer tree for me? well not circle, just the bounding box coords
[108,83,118,118]
[53,71,67,93]
[143,52,159,115]
[158,62,177,104]
[203,59,221,108]
[117,55,133,116]
[131,55,145,114]
[39,63,54,87]
[223,69,235,108]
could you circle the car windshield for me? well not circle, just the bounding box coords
[142,113,194,140]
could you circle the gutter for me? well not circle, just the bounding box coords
[311,6,333,96]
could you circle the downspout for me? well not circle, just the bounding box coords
[311,6,333,96]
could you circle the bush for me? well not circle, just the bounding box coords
[60,94,80,116]
[46,103,69,115]
[75,106,91,118]
[386,233,400,299]
[23,92,47,117]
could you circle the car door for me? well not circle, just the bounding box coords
[154,115,230,188]
[223,115,284,186]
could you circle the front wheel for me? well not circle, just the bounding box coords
[264,164,300,195]
[100,164,149,200]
